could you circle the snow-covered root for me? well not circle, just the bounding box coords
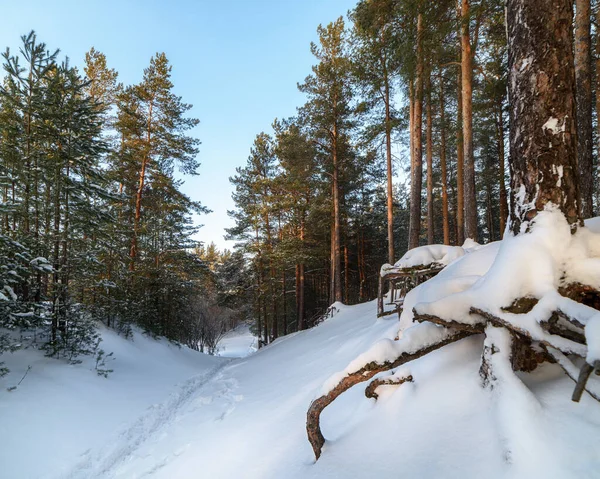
[306,326,475,460]
[364,372,413,400]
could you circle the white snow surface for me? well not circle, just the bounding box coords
[0,326,223,479]
[3,213,600,478]
[216,323,257,358]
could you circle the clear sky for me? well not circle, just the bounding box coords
[0,0,357,251]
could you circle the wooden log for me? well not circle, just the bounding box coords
[306,329,474,460]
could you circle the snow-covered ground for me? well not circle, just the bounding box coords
[216,323,257,358]
[2,264,600,478]
[0,326,223,479]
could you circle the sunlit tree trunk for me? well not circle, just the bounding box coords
[507,0,582,232]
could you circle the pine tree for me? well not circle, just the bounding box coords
[298,17,355,304]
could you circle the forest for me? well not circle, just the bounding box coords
[0,34,250,372]
[2,0,600,477]
[228,0,598,347]
[0,0,599,369]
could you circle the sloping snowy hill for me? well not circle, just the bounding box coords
[2,297,595,478]
[0,326,223,479]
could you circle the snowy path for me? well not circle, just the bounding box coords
[56,361,233,479]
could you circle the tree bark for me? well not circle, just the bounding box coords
[461,0,478,241]
[408,13,424,250]
[130,100,154,271]
[426,71,434,245]
[574,0,593,218]
[596,5,600,214]
[456,11,465,245]
[383,50,395,263]
[507,0,582,233]
[439,73,450,245]
[496,103,508,236]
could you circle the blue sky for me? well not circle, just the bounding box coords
[0,0,357,250]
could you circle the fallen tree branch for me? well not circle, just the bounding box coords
[365,374,413,400]
[306,329,474,460]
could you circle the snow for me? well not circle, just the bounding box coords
[585,314,600,364]
[380,240,481,276]
[3,216,600,478]
[216,323,257,358]
[542,117,564,135]
[0,326,223,479]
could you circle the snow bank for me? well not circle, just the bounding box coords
[0,325,222,479]
[414,209,600,328]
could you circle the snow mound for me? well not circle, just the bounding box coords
[381,240,482,276]
[0,325,223,479]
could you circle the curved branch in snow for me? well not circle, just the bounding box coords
[306,328,475,460]
[364,374,413,400]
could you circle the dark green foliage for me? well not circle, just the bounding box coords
[0,32,228,375]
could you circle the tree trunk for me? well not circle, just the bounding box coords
[384,54,395,263]
[456,13,465,245]
[426,71,434,245]
[332,122,343,303]
[461,0,478,241]
[130,100,154,271]
[439,73,450,245]
[575,0,593,218]
[596,5,600,214]
[408,13,424,250]
[507,0,582,232]
[496,103,508,236]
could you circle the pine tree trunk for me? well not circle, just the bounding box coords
[383,54,395,263]
[507,0,582,232]
[332,122,343,303]
[596,6,600,213]
[456,14,465,245]
[408,13,424,250]
[426,72,434,245]
[575,0,593,218]
[496,103,508,236]
[344,243,349,303]
[461,0,478,241]
[439,73,450,245]
[130,100,154,271]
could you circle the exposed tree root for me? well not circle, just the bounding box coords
[413,310,485,334]
[469,307,585,356]
[308,287,600,461]
[559,282,600,311]
[540,312,585,345]
[306,329,474,460]
[365,374,413,400]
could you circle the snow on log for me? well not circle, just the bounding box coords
[364,372,413,400]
